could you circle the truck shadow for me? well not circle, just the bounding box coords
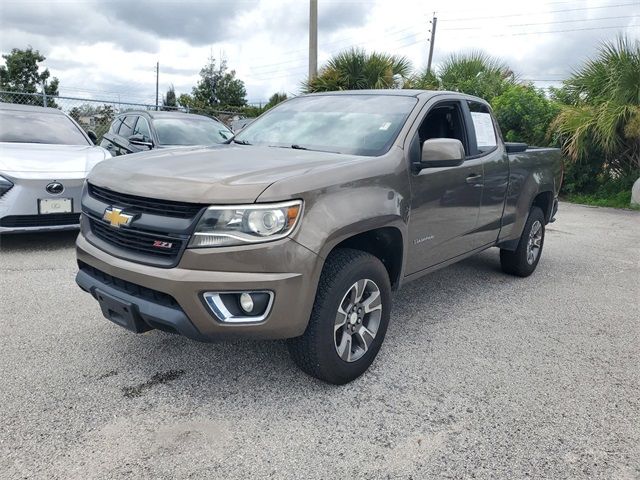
[0,230,78,252]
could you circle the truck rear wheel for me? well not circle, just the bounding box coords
[287,248,391,384]
[500,206,545,277]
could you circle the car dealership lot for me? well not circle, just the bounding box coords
[1,202,638,480]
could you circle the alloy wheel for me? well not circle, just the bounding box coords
[334,279,383,363]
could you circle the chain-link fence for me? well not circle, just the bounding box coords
[0,90,252,141]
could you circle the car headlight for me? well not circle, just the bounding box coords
[0,175,14,198]
[189,200,303,248]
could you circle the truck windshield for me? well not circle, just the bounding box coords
[154,116,233,146]
[234,94,418,156]
[0,110,90,145]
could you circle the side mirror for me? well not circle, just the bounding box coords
[505,142,528,154]
[417,138,465,170]
[128,134,153,148]
[87,130,98,145]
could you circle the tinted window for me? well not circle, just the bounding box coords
[467,101,497,154]
[235,95,418,156]
[133,117,151,140]
[118,116,136,137]
[0,110,90,145]
[154,116,233,145]
[418,102,469,156]
[110,117,123,133]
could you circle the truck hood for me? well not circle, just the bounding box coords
[0,143,111,180]
[87,144,363,204]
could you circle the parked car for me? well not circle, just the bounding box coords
[100,111,233,156]
[75,90,562,384]
[0,103,111,233]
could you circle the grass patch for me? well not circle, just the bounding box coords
[565,189,640,210]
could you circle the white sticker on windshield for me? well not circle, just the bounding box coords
[471,112,497,147]
[379,122,392,131]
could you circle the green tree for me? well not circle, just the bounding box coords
[192,57,247,108]
[69,103,97,122]
[162,85,177,110]
[551,36,640,176]
[265,92,288,110]
[177,93,195,109]
[436,51,515,99]
[491,84,560,146]
[0,47,59,106]
[303,48,412,92]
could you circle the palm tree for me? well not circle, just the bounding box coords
[551,36,640,174]
[409,51,515,100]
[303,48,412,93]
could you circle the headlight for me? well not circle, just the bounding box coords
[0,176,14,198]
[189,200,303,248]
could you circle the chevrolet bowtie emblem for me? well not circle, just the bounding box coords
[103,207,134,228]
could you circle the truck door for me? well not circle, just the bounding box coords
[465,100,510,246]
[405,99,485,274]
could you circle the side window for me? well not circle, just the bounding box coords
[133,117,151,140]
[118,115,136,138]
[110,117,124,133]
[467,101,497,154]
[417,101,470,157]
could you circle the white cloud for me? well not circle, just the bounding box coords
[1,0,638,105]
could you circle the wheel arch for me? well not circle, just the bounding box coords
[322,225,405,291]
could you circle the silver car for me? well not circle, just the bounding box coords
[0,103,111,233]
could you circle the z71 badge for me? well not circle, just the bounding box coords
[152,240,173,249]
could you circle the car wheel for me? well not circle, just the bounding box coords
[500,206,546,277]
[287,248,391,384]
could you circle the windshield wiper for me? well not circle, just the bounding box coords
[232,138,251,145]
[290,144,307,150]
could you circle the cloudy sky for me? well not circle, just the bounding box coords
[1,0,638,105]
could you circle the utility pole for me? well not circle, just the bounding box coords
[155,61,159,111]
[41,80,47,107]
[309,0,318,80]
[426,13,437,76]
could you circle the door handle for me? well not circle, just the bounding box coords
[466,173,483,184]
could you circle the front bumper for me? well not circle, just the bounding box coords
[76,232,322,341]
[0,176,83,233]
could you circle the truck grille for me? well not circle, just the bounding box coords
[89,218,184,261]
[88,183,204,219]
[78,261,180,309]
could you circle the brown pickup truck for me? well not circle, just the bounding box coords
[75,90,562,384]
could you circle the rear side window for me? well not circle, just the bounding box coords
[133,117,151,140]
[110,117,123,133]
[467,101,497,154]
[117,116,136,137]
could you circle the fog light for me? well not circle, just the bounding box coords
[239,292,254,313]
[202,291,274,323]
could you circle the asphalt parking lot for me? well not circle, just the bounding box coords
[1,202,638,479]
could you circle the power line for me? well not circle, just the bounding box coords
[247,8,637,74]
[446,24,638,39]
[443,15,639,31]
[438,2,639,22]
[249,22,637,80]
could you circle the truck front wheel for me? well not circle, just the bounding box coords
[500,206,546,277]
[287,248,391,384]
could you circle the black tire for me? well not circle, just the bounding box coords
[287,248,391,384]
[500,206,546,277]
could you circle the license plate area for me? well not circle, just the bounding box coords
[38,198,72,214]
[94,288,151,333]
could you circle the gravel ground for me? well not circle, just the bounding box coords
[1,202,638,480]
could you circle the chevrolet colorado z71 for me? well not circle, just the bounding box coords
[76,90,562,384]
